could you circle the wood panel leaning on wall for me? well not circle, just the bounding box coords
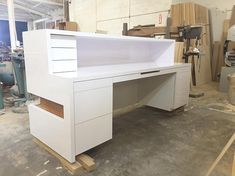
[171,3,212,86]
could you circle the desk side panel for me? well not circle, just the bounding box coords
[173,65,191,109]
[23,30,76,162]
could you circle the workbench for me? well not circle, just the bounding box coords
[23,29,191,163]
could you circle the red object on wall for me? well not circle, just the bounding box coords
[159,14,162,24]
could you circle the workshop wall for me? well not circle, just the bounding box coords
[70,0,171,34]
[70,0,233,40]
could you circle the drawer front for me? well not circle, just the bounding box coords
[50,35,76,48]
[51,48,77,61]
[74,86,112,124]
[75,114,112,154]
[113,69,175,83]
[74,78,112,92]
[52,60,77,73]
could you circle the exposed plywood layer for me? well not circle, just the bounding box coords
[37,97,64,118]
[174,42,184,63]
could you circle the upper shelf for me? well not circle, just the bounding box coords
[47,29,175,68]
[23,29,176,77]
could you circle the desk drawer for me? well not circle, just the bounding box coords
[52,60,77,73]
[51,48,77,61]
[50,35,76,48]
[74,78,112,92]
[75,114,112,154]
[113,69,175,83]
[74,86,112,124]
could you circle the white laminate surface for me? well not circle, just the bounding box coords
[53,62,190,81]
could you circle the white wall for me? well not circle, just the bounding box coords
[70,0,171,34]
[70,0,234,38]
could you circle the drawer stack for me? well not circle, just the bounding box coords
[73,78,113,154]
[49,34,77,74]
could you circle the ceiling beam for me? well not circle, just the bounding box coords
[29,0,63,7]
[1,1,52,17]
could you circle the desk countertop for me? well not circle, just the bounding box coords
[53,62,191,82]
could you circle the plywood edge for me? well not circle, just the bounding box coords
[37,97,64,118]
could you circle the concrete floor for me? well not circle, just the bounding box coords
[0,83,235,176]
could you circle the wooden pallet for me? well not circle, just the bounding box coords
[33,138,96,175]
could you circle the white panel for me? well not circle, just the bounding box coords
[50,35,76,48]
[52,60,77,73]
[74,78,112,92]
[113,68,176,83]
[97,0,129,21]
[138,74,175,111]
[51,48,77,61]
[174,68,191,109]
[28,104,74,162]
[76,35,175,67]
[75,114,112,154]
[74,87,112,124]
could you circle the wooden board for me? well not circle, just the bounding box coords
[233,152,235,176]
[174,42,184,63]
[170,3,208,27]
[37,97,64,118]
[211,42,220,81]
[76,154,96,172]
[205,133,235,176]
[215,19,230,80]
[230,5,235,27]
[33,138,84,175]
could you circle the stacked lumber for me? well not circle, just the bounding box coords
[212,6,235,81]
[171,3,208,27]
[171,3,212,86]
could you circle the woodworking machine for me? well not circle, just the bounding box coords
[224,25,235,66]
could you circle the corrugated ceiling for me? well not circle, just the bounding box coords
[0,0,63,21]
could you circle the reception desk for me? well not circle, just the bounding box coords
[23,30,191,163]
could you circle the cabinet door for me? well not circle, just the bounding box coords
[75,114,112,154]
[174,68,191,109]
[74,79,113,124]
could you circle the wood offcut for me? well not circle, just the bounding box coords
[206,133,235,176]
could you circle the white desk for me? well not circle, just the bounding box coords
[23,30,191,163]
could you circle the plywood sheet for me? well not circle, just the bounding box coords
[174,42,184,63]
[230,5,235,27]
[211,42,220,81]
